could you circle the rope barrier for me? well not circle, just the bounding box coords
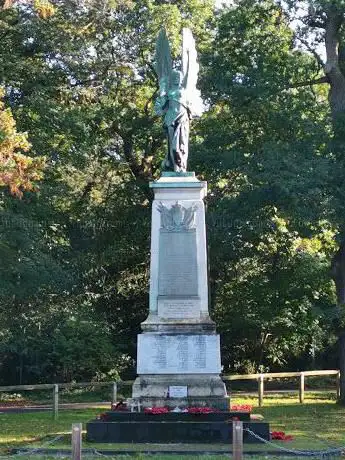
[245,428,345,456]
[2,429,345,458]
[0,434,65,459]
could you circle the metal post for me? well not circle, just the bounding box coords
[111,382,117,408]
[53,384,59,419]
[258,374,264,407]
[71,423,82,460]
[232,420,243,460]
[299,372,305,404]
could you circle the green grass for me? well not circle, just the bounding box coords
[0,392,344,458]
[0,455,235,460]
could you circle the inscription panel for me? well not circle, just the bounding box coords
[169,386,188,398]
[137,334,221,374]
[158,297,200,319]
[158,231,198,296]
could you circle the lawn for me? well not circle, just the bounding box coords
[0,391,344,458]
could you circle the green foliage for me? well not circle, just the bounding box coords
[0,0,216,384]
[0,0,343,383]
[0,88,44,197]
[193,0,338,371]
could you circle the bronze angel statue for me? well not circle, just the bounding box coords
[154,28,203,172]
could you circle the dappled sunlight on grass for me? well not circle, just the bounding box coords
[231,393,345,448]
[0,409,100,450]
[231,391,337,406]
[0,393,345,454]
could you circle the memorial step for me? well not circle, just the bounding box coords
[86,412,270,444]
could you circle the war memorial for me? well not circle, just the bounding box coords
[87,28,270,444]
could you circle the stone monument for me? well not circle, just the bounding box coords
[132,28,228,409]
[86,28,271,443]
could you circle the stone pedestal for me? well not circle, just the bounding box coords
[86,412,271,444]
[132,172,228,409]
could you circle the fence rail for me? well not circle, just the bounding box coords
[0,380,133,419]
[0,370,340,415]
[222,369,340,406]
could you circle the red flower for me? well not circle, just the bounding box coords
[271,431,293,441]
[187,407,218,414]
[231,404,252,412]
[144,407,169,414]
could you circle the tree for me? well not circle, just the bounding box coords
[193,0,338,372]
[0,0,216,384]
[1,0,343,384]
[0,88,44,197]
[278,0,345,402]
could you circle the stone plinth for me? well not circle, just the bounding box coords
[141,172,213,333]
[86,412,270,443]
[133,172,228,408]
[132,374,228,410]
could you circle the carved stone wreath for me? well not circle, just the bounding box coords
[157,201,198,232]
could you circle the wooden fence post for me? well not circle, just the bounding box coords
[258,374,264,407]
[299,372,305,404]
[336,371,341,400]
[53,384,59,419]
[232,420,243,460]
[71,423,82,460]
[111,382,117,407]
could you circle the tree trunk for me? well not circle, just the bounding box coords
[331,241,345,304]
[331,242,345,403]
[339,332,345,403]
[18,353,23,385]
[324,9,345,403]
[324,10,345,124]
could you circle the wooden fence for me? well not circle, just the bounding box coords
[0,370,340,416]
[222,369,340,406]
[0,380,133,419]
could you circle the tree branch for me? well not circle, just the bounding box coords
[296,35,325,70]
[144,89,158,116]
[290,75,329,88]
[307,17,327,29]
[304,5,327,29]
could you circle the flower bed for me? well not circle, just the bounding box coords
[187,407,218,414]
[144,407,170,414]
[144,406,219,414]
[231,404,252,412]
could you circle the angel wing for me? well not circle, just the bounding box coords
[182,203,198,230]
[181,28,203,117]
[157,202,174,230]
[154,29,173,96]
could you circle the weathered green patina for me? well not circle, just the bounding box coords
[154,28,203,173]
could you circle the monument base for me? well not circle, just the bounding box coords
[86,412,271,443]
[132,374,228,410]
[134,331,227,408]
